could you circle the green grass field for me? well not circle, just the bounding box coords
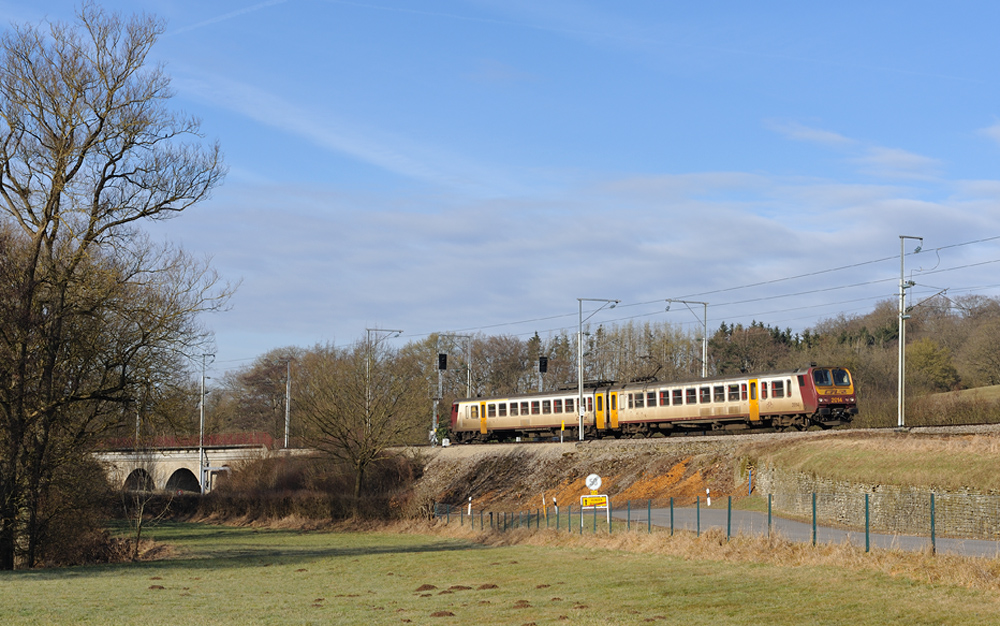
[2,522,1000,625]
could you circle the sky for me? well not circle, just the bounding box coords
[6,1,1000,378]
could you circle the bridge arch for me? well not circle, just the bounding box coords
[123,468,155,492]
[165,468,200,493]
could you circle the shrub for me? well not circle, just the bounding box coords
[199,452,424,522]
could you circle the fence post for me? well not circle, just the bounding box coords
[669,497,673,536]
[865,494,869,553]
[812,493,817,547]
[609,497,613,535]
[627,500,631,532]
[593,501,597,534]
[930,493,936,555]
[767,494,772,538]
[696,496,701,538]
[568,505,572,534]
[727,496,732,541]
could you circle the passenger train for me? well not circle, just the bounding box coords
[449,365,857,443]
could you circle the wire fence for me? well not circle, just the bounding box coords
[432,491,1000,554]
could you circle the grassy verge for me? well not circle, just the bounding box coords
[744,431,1000,493]
[3,521,1000,625]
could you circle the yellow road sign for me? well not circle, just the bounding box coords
[580,494,608,508]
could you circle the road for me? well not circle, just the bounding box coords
[611,505,1000,558]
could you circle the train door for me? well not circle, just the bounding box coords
[748,380,760,421]
[609,391,619,428]
[479,401,488,434]
[595,393,605,429]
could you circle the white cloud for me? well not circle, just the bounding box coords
[853,147,942,180]
[979,122,1000,146]
[764,120,856,148]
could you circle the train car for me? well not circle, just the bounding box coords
[449,365,857,443]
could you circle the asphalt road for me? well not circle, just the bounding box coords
[610,506,1000,558]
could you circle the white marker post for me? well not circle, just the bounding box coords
[706,488,711,507]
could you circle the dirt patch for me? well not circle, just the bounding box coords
[414,438,743,511]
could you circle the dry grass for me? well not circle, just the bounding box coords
[744,431,1000,492]
[405,517,1000,593]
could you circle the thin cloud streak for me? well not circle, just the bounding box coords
[173,73,521,195]
[168,0,292,36]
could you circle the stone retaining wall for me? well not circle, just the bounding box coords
[752,465,1000,540]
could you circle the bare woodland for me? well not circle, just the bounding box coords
[0,4,228,569]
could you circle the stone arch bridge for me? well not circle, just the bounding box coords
[94,433,310,494]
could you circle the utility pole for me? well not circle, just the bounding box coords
[365,327,403,432]
[283,359,291,448]
[433,333,473,440]
[577,298,619,441]
[898,235,923,428]
[198,353,214,494]
[666,300,709,378]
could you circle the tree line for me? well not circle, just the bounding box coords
[204,291,1000,452]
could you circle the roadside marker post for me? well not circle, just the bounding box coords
[727,496,732,541]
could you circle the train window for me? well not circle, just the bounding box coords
[700,387,711,403]
[813,369,832,386]
[750,382,757,401]
[635,393,644,409]
[773,380,785,398]
[554,399,562,413]
[470,405,479,419]
[673,389,683,405]
[741,383,748,401]
[728,384,740,401]
[627,394,634,409]
[597,396,603,411]
[647,391,657,407]
[498,403,507,417]
[611,395,617,411]
[541,400,551,414]
[761,383,768,400]
[566,398,574,413]
[587,397,593,412]
[520,401,530,415]
[660,390,670,406]
[713,386,724,402]
[531,401,540,415]
[487,404,496,418]
[798,375,805,387]
[510,403,519,416]
[686,388,697,404]
[833,369,851,386]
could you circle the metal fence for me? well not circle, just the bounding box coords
[432,491,1000,555]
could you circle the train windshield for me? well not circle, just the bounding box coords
[832,368,851,386]
[813,368,852,387]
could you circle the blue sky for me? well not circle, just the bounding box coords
[8,1,1000,375]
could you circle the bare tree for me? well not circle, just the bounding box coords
[297,342,425,509]
[119,441,173,562]
[0,4,228,569]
